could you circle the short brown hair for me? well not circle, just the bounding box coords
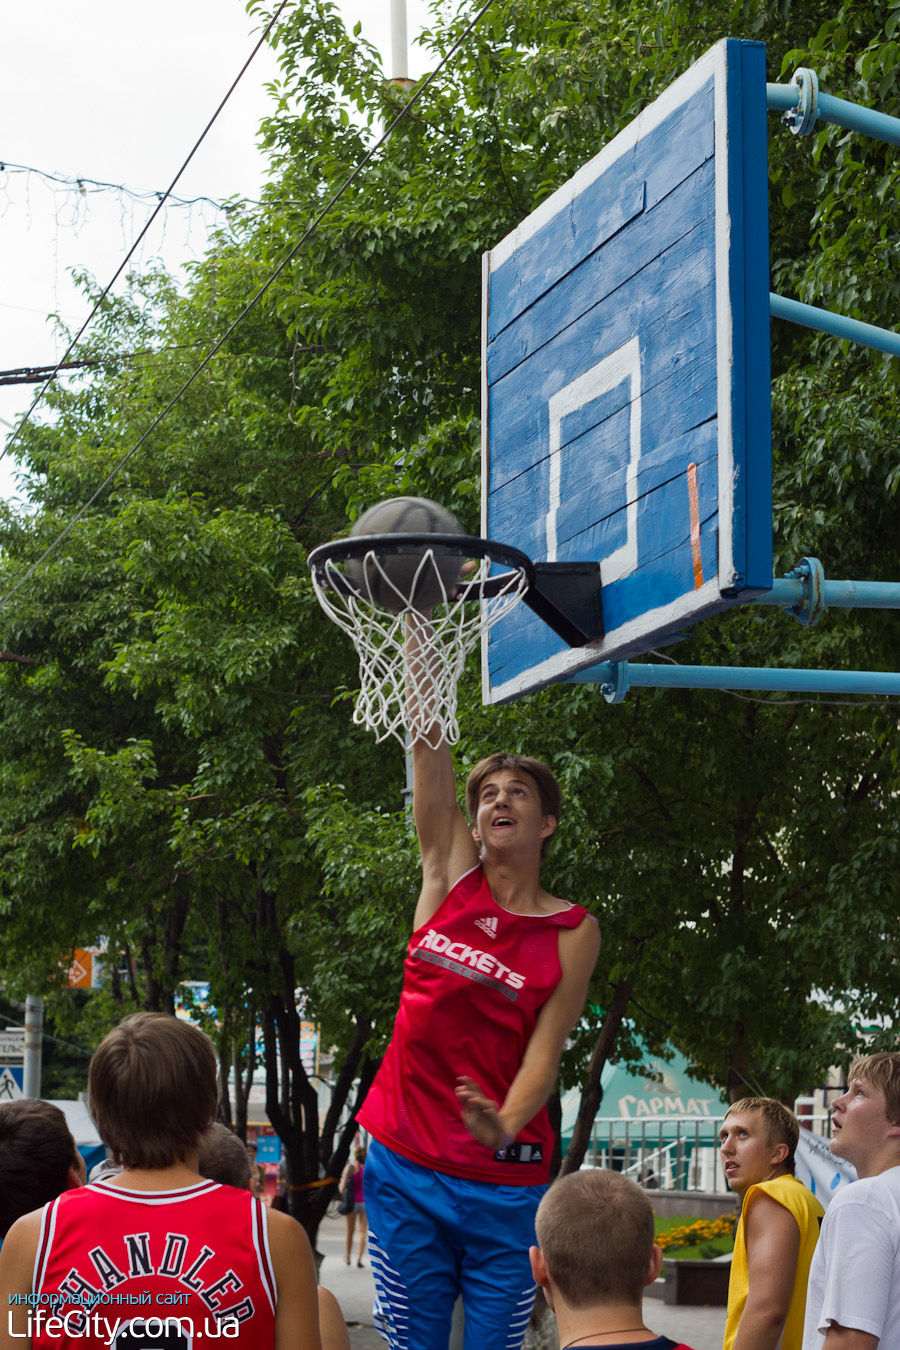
[88,1012,218,1170]
[848,1053,900,1124]
[724,1098,799,1173]
[535,1170,654,1307]
[465,754,561,851]
[0,1100,79,1236]
[197,1123,252,1189]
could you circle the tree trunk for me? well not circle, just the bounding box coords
[560,977,634,1175]
[216,1018,233,1128]
[728,1027,753,1102]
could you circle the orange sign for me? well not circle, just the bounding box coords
[67,949,101,988]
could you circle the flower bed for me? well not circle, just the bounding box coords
[655,1214,735,1251]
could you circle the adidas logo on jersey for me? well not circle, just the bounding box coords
[474,915,498,939]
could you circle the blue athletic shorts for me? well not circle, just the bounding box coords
[365,1139,545,1350]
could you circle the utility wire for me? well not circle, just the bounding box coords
[0,330,325,385]
[0,0,496,610]
[0,0,291,468]
[0,1010,92,1059]
[0,157,301,214]
[0,361,98,388]
[0,159,237,212]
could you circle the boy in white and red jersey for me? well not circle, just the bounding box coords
[356,617,601,1350]
[0,1012,344,1350]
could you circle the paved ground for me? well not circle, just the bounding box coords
[317,1212,380,1339]
[316,1214,728,1350]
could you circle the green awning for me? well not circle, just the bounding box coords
[561,1046,728,1144]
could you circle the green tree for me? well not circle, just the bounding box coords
[2,0,900,1230]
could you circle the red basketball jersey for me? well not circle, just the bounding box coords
[358,865,594,1184]
[30,1180,276,1349]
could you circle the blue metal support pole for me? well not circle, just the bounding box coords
[767,77,900,147]
[567,662,900,701]
[751,559,900,625]
[766,83,802,113]
[565,561,900,700]
[756,578,900,610]
[770,293,900,359]
[816,91,900,145]
[767,76,900,355]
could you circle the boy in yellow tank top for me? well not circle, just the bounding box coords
[720,1097,824,1350]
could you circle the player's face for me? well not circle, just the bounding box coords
[473,771,555,853]
[719,1112,786,1197]
[830,1077,900,1174]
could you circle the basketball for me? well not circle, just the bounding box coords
[347,496,463,612]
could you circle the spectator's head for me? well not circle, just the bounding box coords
[829,1053,900,1174]
[88,1012,217,1170]
[197,1123,252,1189]
[354,1146,367,1165]
[720,1098,799,1196]
[530,1170,661,1314]
[0,1099,84,1235]
[846,1053,900,1125]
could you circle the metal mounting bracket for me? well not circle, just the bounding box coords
[525,562,604,647]
[785,67,819,135]
[600,661,630,704]
[786,556,826,625]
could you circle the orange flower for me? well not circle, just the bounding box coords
[656,1215,735,1251]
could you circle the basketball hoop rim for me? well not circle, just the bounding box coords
[307,533,535,600]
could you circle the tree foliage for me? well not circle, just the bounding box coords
[1,0,900,1225]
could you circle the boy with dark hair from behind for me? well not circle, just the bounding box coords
[197,1122,252,1191]
[0,1011,349,1349]
[0,1100,85,1239]
[195,1121,350,1347]
[530,1169,696,1349]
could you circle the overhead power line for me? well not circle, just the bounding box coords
[0,158,304,217]
[0,159,237,212]
[0,0,497,611]
[0,0,292,468]
[0,361,97,388]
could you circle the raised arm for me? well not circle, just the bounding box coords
[456,915,601,1146]
[406,614,478,930]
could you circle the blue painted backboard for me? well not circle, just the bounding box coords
[481,38,773,703]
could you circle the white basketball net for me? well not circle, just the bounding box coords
[311,547,529,746]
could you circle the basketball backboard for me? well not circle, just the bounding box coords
[481,38,772,703]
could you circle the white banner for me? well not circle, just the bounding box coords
[0,1030,25,1061]
[795,1124,856,1206]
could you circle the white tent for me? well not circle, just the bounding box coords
[48,1098,106,1173]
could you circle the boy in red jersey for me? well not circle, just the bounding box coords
[356,618,601,1350]
[0,1012,344,1350]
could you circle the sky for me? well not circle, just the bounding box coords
[0,0,432,506]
